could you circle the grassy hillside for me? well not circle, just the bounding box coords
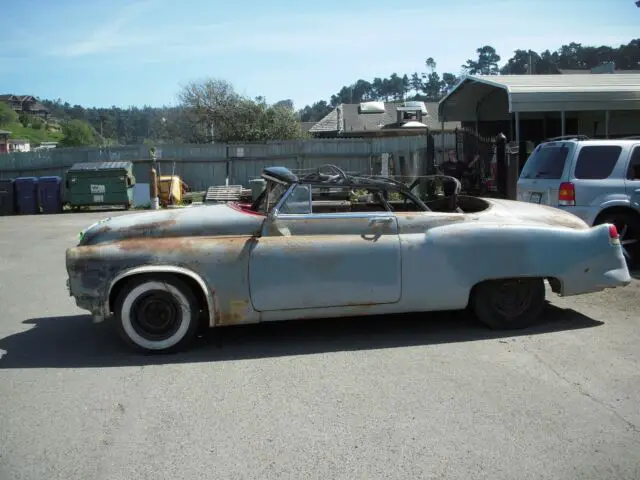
[1,122,64,145]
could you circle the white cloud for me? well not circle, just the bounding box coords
[48,0,159,57]
[38,1,639,76]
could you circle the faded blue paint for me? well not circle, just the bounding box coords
[65,173,632,329]
[249,215,402,310]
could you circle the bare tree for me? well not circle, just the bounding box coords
[177,78,308,143]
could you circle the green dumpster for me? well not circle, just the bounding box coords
[65,162,135,209]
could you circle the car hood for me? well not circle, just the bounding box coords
[78,204,265,246]
[483,198,589,230]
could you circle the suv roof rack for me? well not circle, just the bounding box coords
[622,135,640,140]
[544,135,590,142]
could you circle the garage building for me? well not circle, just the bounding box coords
[438,73,640,143]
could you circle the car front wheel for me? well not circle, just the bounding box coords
[472,277,546,330]
[114,275,200,353]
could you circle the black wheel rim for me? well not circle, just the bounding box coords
[490,279,534,319]
[130,291,182,341]
[615,221,639,263]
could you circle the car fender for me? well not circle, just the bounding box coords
[407,222,615,301]
[594,199,640,224]
[598,198,633,211]
[107,265,217,327]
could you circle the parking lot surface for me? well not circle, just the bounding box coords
[1,211,640,480]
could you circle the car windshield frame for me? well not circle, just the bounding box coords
[250,165,433,215]
[251,177,291,215]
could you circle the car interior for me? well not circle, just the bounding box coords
[246,175,491,216]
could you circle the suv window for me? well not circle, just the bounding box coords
[627,147,640,180]
[520,143,571,179]
[574,145,622,180]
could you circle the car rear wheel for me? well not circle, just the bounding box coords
[595,212,640,269]
[114,275,200,353]
[472,277,546,330]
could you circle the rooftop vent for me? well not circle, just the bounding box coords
[359,101,386,114]
[396,101,428,115]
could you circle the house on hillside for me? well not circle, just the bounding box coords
[33,141,58,151]
[308,101,461,164]
[0,94,49,119]
[9,139,30,153]
[0,129,10,154]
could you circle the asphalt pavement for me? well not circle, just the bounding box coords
[1,211,639,480]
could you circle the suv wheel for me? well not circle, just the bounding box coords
[596,212,640,268]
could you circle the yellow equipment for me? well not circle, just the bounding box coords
[158,175,188,206]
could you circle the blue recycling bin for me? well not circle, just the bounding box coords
[38,176,63,214]
[14,177,39,215]
[0,179,15,216]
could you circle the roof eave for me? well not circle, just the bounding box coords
[438,75,513,120]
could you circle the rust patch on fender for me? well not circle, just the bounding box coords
[116,218,179,238]
[211,287,221,326]
[218,299,251,325]
[116,236,198,252]
[114,235,257,257]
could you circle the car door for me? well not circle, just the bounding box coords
[626,145,640,209]
[248,184,402,312]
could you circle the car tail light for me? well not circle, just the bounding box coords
[558,182,575,206]
[609,224,619,239]
[608,224,621,245]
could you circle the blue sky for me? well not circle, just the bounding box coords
[1,0,638,109]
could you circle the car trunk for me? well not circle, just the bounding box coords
[517,142,576,207]
[486,198,589,230]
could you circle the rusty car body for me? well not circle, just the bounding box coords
[66,165,632,353]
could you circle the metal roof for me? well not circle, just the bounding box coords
[439,73,640,121]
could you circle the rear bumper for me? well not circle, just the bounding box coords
[557,246,632,297]
[560,269,631,296]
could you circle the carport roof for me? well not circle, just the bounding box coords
[438,74,640,121]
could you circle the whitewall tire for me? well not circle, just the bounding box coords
[114,275,199,353]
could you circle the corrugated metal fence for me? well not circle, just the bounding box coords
[0,136,431,190]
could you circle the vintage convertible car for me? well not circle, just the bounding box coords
[66,165,631,353]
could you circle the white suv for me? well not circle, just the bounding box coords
[517,136,640,267]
